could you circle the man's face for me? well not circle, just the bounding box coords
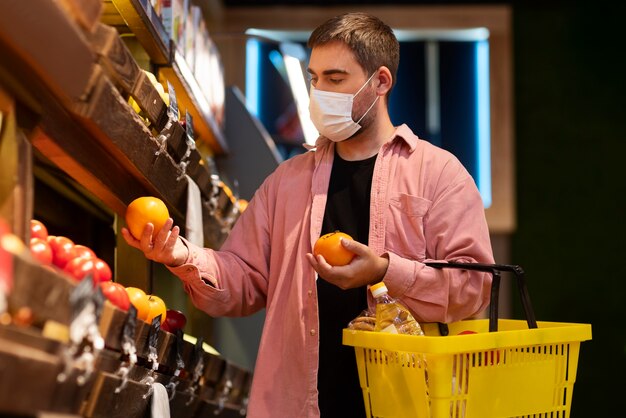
[307,41,378,128]
[307,41,368,94]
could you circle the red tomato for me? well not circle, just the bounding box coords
[47,236,75,269]
[30,220,48,240]
[92,258,112,282]
[64,257,112,283]
[161,309,186,333]
[100,281,130,311]
[29,238,53,265]
[72,244,96,260]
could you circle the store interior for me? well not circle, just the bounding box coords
[0,1,624,417]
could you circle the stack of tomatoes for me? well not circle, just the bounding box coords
[28,218,186,334]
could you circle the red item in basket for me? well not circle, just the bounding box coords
[0,219,14,294]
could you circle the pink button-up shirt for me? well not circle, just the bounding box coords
[169,124,493,418]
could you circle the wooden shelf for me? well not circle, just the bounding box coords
[103,0,170,65]
[0,0,236,248]
[102,0,228,156]
[159,51,229,155]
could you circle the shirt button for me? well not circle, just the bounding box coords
[310,329,317,336]
[307,290,313,297]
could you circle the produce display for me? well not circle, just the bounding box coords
[0,216,251,417]
[0,0,250,415]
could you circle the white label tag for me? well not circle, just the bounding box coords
[381,323,399,334]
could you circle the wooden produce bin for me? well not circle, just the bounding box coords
[0,1,253,416]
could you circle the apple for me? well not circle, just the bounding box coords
[145,294,166,324]
[161,309,186,333]
[29,238,53,265]
[100,281,130,311]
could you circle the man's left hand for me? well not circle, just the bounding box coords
[306,238,389,289]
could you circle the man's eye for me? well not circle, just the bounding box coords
[330,79,343,84]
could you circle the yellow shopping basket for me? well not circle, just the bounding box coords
[343,262,592,418]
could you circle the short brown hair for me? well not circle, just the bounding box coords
[308,13,399,92]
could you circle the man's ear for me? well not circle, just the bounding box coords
[375,66,393,96]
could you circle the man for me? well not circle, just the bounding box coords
[122,12,494,418]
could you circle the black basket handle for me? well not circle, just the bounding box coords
[425,262,538,333]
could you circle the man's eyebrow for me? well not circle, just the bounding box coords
[306,68,349,76]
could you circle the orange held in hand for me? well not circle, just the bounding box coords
[125,196,169,239]
[313,231,356,266]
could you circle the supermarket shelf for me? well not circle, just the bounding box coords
[0,0,234,248]
[159,51,229,155]
[103,0,170,64]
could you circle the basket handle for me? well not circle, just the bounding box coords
[424,262,538,332]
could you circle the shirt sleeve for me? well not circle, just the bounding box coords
[166,180,273,317]
[382,172,494,324]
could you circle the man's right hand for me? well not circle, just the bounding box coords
[121,218,189,267]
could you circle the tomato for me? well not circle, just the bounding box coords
[64,256,112,283]
[92,258,112,282]
[161,309,186,333]
[29,238,53,265]
[72,244,96,260]
[145,294,167,324]
[100,281,130,311]
[125,196,169,240]
[313,231,355,266]
[47,236,75,269]
[30,219,48,240]
[125,287,150,321]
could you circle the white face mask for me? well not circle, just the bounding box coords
[308,72,379,142]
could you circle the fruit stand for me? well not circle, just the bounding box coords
[0,0,252,416]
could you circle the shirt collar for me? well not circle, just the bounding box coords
[303,124,420,153]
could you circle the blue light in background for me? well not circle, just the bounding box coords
[245,38,260,117]
[476,40,492,208]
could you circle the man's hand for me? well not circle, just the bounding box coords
[121,218,189,267]
[306,238,389,289]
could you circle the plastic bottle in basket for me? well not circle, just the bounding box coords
[370,282,424,336]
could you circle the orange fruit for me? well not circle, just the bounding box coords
[313,231,355,266]
[125,196,169,239]
[125,287,150,322]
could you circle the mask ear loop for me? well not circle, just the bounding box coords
[353,71,380,124]
[355,96,379,124]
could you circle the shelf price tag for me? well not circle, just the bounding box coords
[141,314,162,399]
[176,111,196,180]
[155,81,179,156]
[58,275,104,385]
[115,304,139,393]
[167,80,179,122]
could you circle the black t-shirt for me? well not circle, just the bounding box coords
[316,152,377,418]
